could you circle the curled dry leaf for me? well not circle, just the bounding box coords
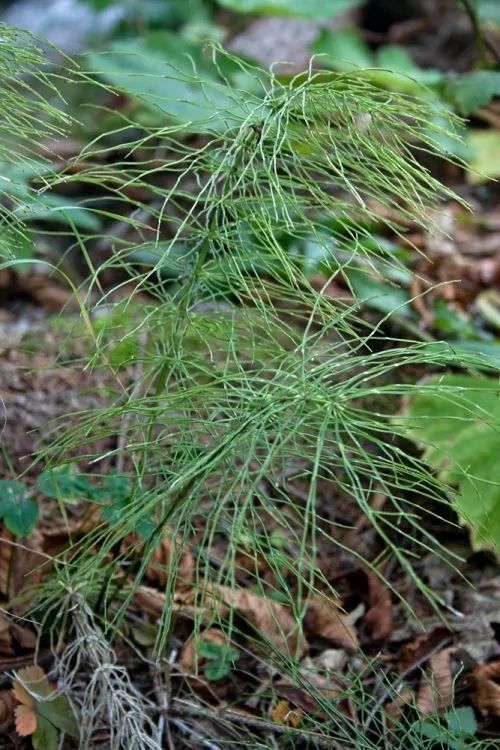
[15,703,37,737]
[0,530,46,609]
[0,689,16,731]
[364,572,393,641]
[0,612,36,656]
[146,533,194,589]
[473,660,500,716]
[385,688,414,727]
[213,586,305,656]
[12,665,78,740]
[304,597,358,652]
[416,647,455,715]
[271,699,303,728]
[123,531,194,589]
[134,584,306,656]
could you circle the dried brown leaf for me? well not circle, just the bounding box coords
[416,647,455,715]
[14,703,37,736]
[0,689,16,731]
[146,533,194,589]
[135,584,306,655]
[123,531,194,589]
[385,688,414,727]
[473,660,500,716]
[364,573,393,640]
[305,597,358,652]
[213,586,305,656]
[271,700,303,727]
[0,530,46,608]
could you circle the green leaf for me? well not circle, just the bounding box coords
[17,193,101,231]
[131,242,194,278]
[0,480,38,536]
[198,641,240,681]
[447,339,500,369]
[216,0,359,20]
[312,28,373,71]
[0,223,34,262]
[86,41,258,133]
[477,0,500,23]
[347,268,413,317]
[37,466,131,505]
[447,707,477,737]
[101,496,155,539]
[204,660,231,681]
[37,465,95,503]
[402,374,500,555]
[36,694,78,738]
[376,46,442,86]
[32,716,59,750]
[447,70,500,116]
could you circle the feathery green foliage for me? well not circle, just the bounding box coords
[3,31,499,747]
[0,24,72,260]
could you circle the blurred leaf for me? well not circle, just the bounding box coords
[447,70,500,115]
[432,299,478,339]
[32,717,58,750]
[376,46,442,86]
[101,497,155,539]
[216,0,360,20]
[16,193,100,231]
[86,41,259,133]
[447,707,477,737]
[445,339,500,369]
[0,223,34,262]
[37,465,95,503]
[468,130,500,182]
[402,374,500,556]
[312,28,373,70]
[0,481,38,537]
[198,640,240,681]
[37,466,131,505]
[131,241,194,278]
[347,268,413,317]
[476,289,500,331]
[477,0,500,23]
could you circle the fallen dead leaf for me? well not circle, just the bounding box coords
[397,627,451,673]
[309,648,348,674]
[122,531,194,589]
[15,703,37,737]
[213,586,305,656]
[0,612,37,657]
[364,572,393,641]
[134,584,306,656]
[385,687,414,726]
[304,596,358,652]
[0,531,46,609]
[271,699,303,728]
[12,666,50,738]
[416,647,455,715]
[0,689,16,731]
[12,665,78,740]
[473,660,500,716]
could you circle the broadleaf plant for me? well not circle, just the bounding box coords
[401,374,500,556]
[0,480,38,536]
